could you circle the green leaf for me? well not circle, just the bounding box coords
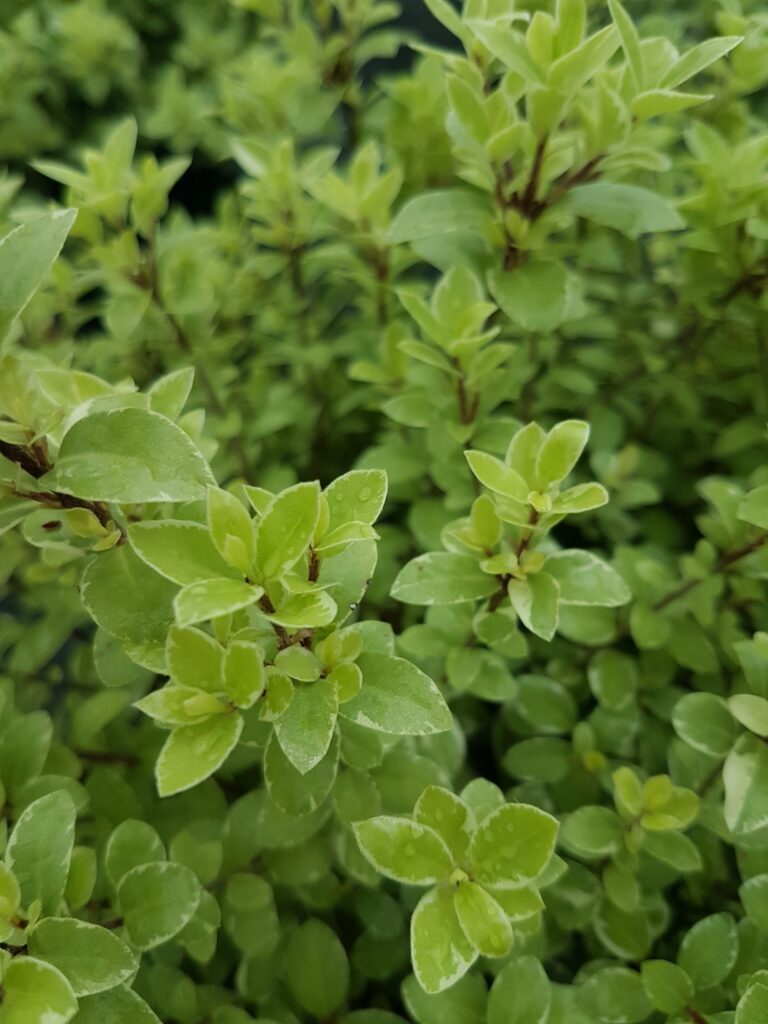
[737,983,768,1024]
[488,956,550,1024]
[724,733,768,838]
[642,830,702,873]
[739,873,768,931]
[353,817,453,884]
[222,640,265,709]
[0,209,76,339]
[672,692,737,757]
[263,729,339,816]
[71,987,161,1024]
[324,470,388,530]
[392,553,498,606]
[155,714,243,796]
[578,967,652,1024]
[560,806,624,859]
[410,886,476,994]
[729,693,768,737]
[284,919,350,1019]
[42,408,214,503]
[81,545,176,647]
[660,36,743,90]
[147,366,194,420]
[6,791,76,915]
[563,183,684,237]
[544,551,630,606]
[265,589,337,628]
[129,521,238,585]
[454,881,512,958]
[174,578,263,627]
[207,486,255,574]
[341,653,452,735]
[608,0,643,88]
[508,572,560,641]
[489,262,576,333]
[275,680,338,774]
[29,918,138,997]
[464,450,528,502]
[402,972,487,1024]
[0,957,77,1024]
[104,820,165,888]
[548,25,619,92]
[166,624,224,691]
[414,786,474,862]
[118,861,201,950]
[677,912,737,989]
[640,960,693,1015]
[631,89,712,119]
[255,482,321,580]
[738,485,768,528]
[389,190,494,244]
[536,420,590,487]
[468,803,558,885]
[551,482,609,514]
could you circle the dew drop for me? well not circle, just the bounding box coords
[358,487,372,501]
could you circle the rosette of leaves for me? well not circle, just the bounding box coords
[393,418,629,641]
[354,782,558,993]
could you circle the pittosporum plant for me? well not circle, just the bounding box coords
[1,1,768,1022]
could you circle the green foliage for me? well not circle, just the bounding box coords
[1,0,768,1021]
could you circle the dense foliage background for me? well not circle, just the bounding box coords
[2,1,768,1022]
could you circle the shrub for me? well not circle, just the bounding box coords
[1,1,768,1022]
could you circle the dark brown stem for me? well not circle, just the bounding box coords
[2,440,119,536]
[653,532,768,611]
[542,154,603,214]
[258,594,291,650]
[454,363,479,425]
[488,578,509,612]
[685,1008,708,1024]
[0,439,45,479]
[308,548,320,583]
[101,916,125,931]
[517,137,548,216]
[515,509,540,560]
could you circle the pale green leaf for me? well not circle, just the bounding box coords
[354,817,453,885]
[174,578,263,627]
[508,572,560,641]
[275,680,338,774]
[6,791,76,915]
[391,553,498,606]
[42,408,214,503]
[563,183,684,236]
[155,714,243,796]
[118,861,201,950]
[389,190,494,244]
[544,550,630,606]
[410,886,477,995]
[129,521,238,585]
[454,881,512,958]
[468,803,558,885]
[0,957,77,1024]
[255,482,321,579]
[29,917,138,997]
[324,470,388,531]
[0,209,76,338]
[341,653,452,735]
